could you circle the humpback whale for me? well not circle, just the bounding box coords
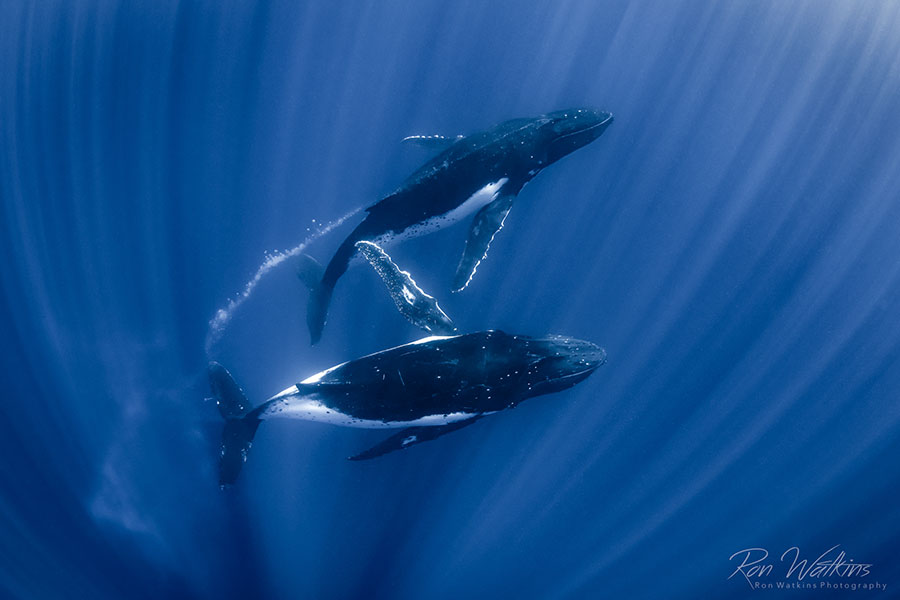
[210,330,605,485]
[304,108,614,343]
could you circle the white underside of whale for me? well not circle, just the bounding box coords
[258,384,484,429]
[373,178,509,245]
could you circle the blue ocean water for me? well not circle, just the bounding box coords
[2,1,900,598]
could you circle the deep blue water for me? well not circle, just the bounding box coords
[3,1,900,598]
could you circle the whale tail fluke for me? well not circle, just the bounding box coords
[298,221,368,344]
[297,253,334,345]
[209,362,261,487]
[296,254,324,290]
[306,285,333,345]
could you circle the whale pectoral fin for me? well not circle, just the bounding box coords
[400,134,463,151]
[355,240,456,335]
[452,192,516,292]
[348,415,482,461]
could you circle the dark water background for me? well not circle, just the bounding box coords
[2,1,900,598]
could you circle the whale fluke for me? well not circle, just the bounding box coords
[296,253,332,345]
[209,362,261,487]
[296,254,324,290]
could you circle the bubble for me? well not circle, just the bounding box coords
[204,207,362,355]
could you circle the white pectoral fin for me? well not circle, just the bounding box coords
[452,192,517,292]
[348,415,483,461]
[400,134,464,151]
[354,240,456,335]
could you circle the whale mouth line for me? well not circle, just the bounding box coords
[553,113,613,142]
[554,365,601,382]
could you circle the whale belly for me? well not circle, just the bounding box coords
[257,386,477,429]
[374,178,508,245]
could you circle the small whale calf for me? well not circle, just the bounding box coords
[211,331,605,485]
[303,108,613,343]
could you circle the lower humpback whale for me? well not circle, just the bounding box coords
[210,330,605,485]
[305,108,614,343]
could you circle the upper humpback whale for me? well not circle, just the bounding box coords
[210,330,605,485]
[303,108,614,343]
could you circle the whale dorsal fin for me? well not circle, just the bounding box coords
[400,134,464,151]
[452,191,517,292]
[348,415,483,460]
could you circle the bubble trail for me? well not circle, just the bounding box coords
[204,208,361,355]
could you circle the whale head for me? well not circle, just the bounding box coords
[516,334,607,397]
[540,108,613,165]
